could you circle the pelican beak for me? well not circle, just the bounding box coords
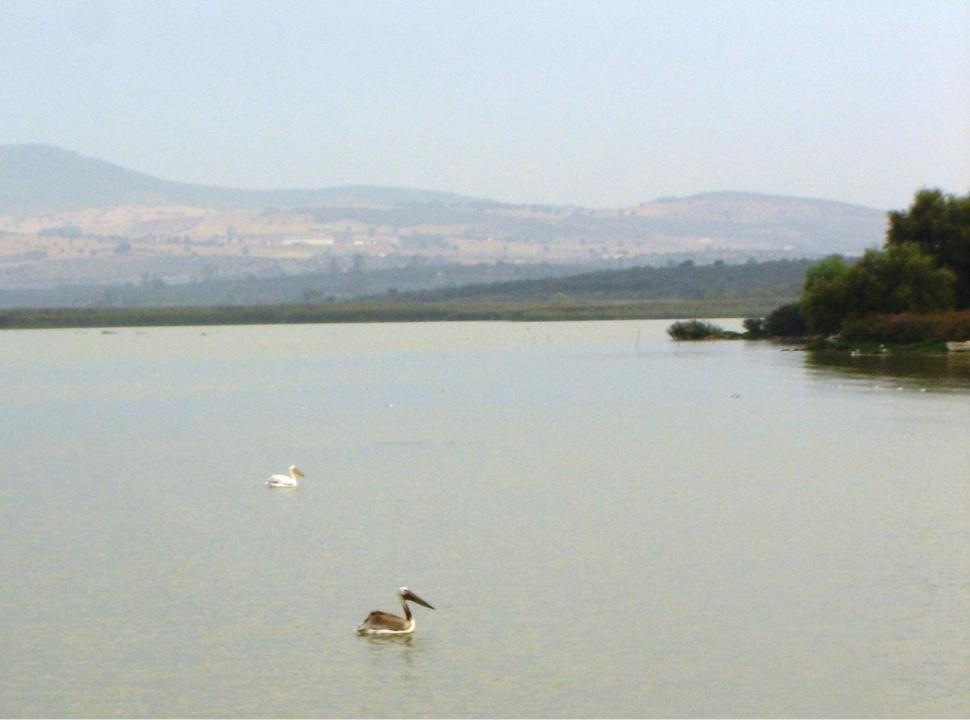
[293,468,305,477]
[403,589,434,610]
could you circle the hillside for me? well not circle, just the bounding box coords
[631,191,885,254]
[0,145,889,295]
[406,258,813,303]
[0,144,475,212]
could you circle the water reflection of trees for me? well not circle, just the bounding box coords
[805,349,970,389]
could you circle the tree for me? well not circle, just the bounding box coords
[802,255,849,294]
[800,255,850,333]
[742,317,765,337]
[764,303,807,337]
[800,244,954,334]
[887,189,970,307]
[844,243,954,314]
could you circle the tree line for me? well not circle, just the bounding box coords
[409,258,814,303]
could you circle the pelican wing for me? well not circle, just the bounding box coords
[358,611,410,632]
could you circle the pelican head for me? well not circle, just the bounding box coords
[289,466,305,478]
[400,587,435,610]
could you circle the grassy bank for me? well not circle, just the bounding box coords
[0,297,791,330]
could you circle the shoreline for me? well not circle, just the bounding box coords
[0,298,787,330]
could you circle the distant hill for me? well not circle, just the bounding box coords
[0,144,477,212]
[0,144,890,296]
[625,191,887,255]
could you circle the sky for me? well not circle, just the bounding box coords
[2,0,968,209]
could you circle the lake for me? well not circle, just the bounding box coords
[1,320,968,717]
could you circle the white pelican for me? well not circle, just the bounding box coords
[356,587,435,635]
[266,465,305,488]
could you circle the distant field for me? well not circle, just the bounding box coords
[0,297,792,329]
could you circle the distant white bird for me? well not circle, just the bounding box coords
[266,465,305,488]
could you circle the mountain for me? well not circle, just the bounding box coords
[627,191,886,255]
[0,144,891,295]
[0,144,477,212]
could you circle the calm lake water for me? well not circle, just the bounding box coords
[2,320,969,717]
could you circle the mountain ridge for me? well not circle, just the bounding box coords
[1,144,886,215]
[0,144,481,212]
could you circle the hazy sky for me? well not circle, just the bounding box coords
[2,0,968,209]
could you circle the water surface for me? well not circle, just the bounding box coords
[2,321,968,717]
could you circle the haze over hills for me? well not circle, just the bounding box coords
[0,145,890,300]
[0,144,474,212]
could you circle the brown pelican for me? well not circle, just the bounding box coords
[356,587,435,635]
[266,465,305,488]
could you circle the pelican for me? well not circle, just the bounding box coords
[266,465,305,488]
[356,587,435,635]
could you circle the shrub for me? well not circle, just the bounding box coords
[667,319,725,340]
[764,302,808,337]
[743,317,766,338]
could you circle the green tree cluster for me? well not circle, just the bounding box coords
[764,302,807,337]
[887,189,970,307]
[796,189,968,336]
